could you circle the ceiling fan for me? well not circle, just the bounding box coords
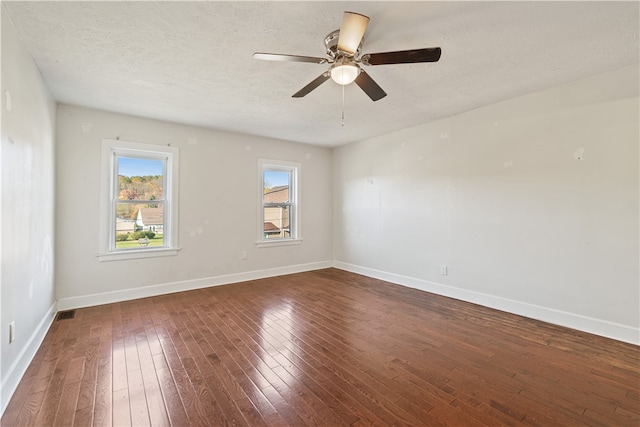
[253,11,441,101]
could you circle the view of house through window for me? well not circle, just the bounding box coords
[114,156,165,249]
[262,163,297,240]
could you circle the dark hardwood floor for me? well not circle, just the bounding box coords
[2,268,638,426]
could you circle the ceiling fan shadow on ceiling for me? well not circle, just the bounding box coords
[253,11,442,102]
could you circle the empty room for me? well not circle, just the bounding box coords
[1,1,639,426]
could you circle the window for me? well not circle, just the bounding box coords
[99,139,179,261]
[258,160,300,246]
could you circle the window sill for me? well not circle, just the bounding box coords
[255,238,302,248]
[97,247,180,262]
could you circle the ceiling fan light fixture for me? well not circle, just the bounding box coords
[331,63,359,85]
[337,12,370,55]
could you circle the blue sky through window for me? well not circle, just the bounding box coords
[118,157,163,177]
[264,170,289,188]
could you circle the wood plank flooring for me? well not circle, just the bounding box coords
[2,268,639,426]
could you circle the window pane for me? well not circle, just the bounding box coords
[263,170,290,203]
[263,205,291,239]
[117,157,164,201]
[115,203,164,248]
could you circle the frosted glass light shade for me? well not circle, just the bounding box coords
[337,12,370,55]
[331,64,359,85]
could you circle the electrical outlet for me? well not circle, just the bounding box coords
[440,265,448,276]
[240,250,248,260]
[9,321,15,343]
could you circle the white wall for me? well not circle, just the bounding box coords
[333,65,639,344]
[55,106,333,308]
[1,7,57,413]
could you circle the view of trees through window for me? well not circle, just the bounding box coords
[115,157,165,249]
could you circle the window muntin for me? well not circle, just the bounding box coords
[100,139,179,261]
[260,160,299,242]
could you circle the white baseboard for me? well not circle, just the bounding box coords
[1,301,57,416]
[333,261,639,346]
[57,260,333,311]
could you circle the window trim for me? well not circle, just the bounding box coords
[257,159,301,247]
[98,139,180,261]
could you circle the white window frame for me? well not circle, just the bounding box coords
[257,159,302,248]
[98,139,180,261]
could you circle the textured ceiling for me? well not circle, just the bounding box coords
[4,1,639,147]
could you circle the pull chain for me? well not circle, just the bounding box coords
[341,84,345,127]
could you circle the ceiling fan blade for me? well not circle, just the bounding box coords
[354,70,387,101]
[253,53,327,64]
[337,11,370,56]
[292,72,331,98]
[363,47,442,65]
